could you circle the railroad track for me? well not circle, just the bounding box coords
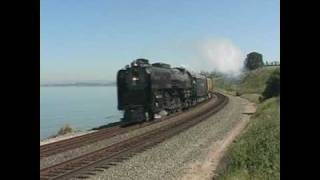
[40,92,228,180]
[41,108,189,158]
[40,95,216,158]
[41,122,146,158]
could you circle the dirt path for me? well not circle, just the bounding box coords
[179,102,256,180]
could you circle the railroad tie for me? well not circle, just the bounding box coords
[83,171,97,176]
[97,164,109,169]
[74,175,90,179]
[92,168,105,172]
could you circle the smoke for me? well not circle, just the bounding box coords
[179,64,197,74]
[198,38,245,76]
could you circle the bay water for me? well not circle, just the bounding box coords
[40,86,122,140]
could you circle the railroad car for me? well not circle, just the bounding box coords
[189,72,210,102]
[206,77,214,97]
[117,58,212,125]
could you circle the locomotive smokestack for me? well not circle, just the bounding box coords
[131,58,150,67]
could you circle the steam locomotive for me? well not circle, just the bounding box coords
[117,58,214,125]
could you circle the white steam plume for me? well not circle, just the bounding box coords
[198,38,245,76]
[179,64,197,74]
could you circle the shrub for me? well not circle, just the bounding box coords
[262,68,280,100]
[57,124,73,136]
[235,91,240,96]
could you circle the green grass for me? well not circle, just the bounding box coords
[213,66,280,179]
[216,97,280,180]
[236,67,279,95]
[214,67,279,98]
[215,78,240,94]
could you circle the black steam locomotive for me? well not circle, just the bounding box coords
[117,58,214,125]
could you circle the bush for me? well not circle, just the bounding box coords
[235,91,240,96]
[57,124,73,136]
[262,68,280,100]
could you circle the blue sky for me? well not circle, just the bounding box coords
[41,0,279,82]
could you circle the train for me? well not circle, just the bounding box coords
[117,58,214,125]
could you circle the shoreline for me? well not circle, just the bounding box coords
[40,121,121,146]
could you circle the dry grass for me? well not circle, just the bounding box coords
[57,124,74,136]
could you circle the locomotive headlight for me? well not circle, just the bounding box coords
[132,77,139,81]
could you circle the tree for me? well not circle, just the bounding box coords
[244,52,264,70]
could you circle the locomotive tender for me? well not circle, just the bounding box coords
[117,58,214,125]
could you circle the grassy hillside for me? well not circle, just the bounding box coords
[214,66,279,97]
[216,97,280,180]
[237,66,279,95]
[214,66,280,180]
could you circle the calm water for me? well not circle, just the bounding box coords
[40,86,122,140]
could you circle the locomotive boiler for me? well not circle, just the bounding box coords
[117,58,213,125]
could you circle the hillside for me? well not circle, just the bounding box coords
[214,66,280,180]
[237,66,279,95]
[216,97,280,180]
[215,66,279,103]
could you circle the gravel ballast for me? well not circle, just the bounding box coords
[82,95,251,180]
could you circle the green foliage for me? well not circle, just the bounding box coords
[215,78,237,92]
[57,124,73,135]
[217,98,280,180]
[209,71,225,78]
[237,67,278,95]
[262,68,280,100]
[213,65,280,179]
[213,66,278,97]
[244,52,264,70]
